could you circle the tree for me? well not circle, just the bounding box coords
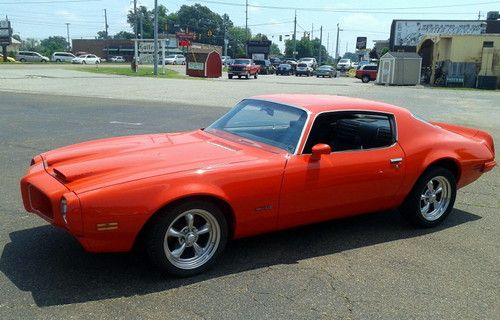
[127,5,169,39]
[114,31,135,39]
[176,4,224,46]
[12,34,21,42]
[20,38,40,51]
[270,43,281,56]
[227,26,249,57]
[251,33,269,41]
[39,36,69,56]
[96,30,108,39]
[380,47,389,57]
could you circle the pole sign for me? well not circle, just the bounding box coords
[356,37,367,50]
[0,20,13,45]
[176,32,196,39]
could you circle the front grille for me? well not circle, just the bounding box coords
[231,66,244,71]
[28,184,54,219]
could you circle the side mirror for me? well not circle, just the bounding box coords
[311,143,331,161]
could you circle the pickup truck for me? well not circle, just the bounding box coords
[228,59,260,79]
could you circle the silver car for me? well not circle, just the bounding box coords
[16,51,50,63]
[51,52,76,63]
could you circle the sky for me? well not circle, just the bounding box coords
[1,0,499,55]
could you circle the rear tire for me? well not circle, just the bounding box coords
[400,167,456,228]
[228,74,233,79]
[254,73,258,79]
[362,75,370,83]
[145,200,228,277]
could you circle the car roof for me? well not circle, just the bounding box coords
[251,94,410,115]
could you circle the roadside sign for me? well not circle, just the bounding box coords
[356,37,367,50]
[176,32,196,39]
[0,20,12,45]
[178,40,191,47]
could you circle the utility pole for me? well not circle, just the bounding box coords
[153,0,159,76]
[478,11,482,20]
[140,14,144,39]
[318,26,323,65]
[224,24,228,57]
[134,0,138,39]
[293,10,297,59]
[245,0,249,40]
[104,9,109,60]
[335,23,342,59]
[65,23,70,51]
[327,32,330,59]
[311,23,313,38]
[104,9,108,38]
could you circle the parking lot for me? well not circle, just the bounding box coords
[0,64,499,319]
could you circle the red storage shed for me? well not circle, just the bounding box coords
[186,50,222,78]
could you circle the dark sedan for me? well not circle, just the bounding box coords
[316,65,337,78]
[276,63,293,75]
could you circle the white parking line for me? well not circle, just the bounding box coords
[109,121,143,126]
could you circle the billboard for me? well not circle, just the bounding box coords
[390,20,486,51]
[356,37,367,50]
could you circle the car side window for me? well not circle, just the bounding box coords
[303,112,396,154]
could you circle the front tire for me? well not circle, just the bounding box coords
[400,167,456,227]
[145,201,228,277]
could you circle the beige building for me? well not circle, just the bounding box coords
[417,34,500,87]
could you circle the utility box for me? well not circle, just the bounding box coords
[186,44,222,78]
[376,52,422,85]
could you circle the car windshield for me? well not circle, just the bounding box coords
[206,99,308,153]
[297,63,307,67]
[166,55,176,58]
[339,59,349,63]
[279,64,290,67]
[319,66,331,69]
[233,59,251,65]
[300,58,313,61]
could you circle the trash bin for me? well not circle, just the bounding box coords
[186,51,222,78]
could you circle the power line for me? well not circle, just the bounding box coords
[187,0,498,13]
[0,0,102,4]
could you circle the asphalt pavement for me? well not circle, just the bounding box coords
[0,77,499,319]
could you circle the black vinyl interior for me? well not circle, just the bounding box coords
[303,112,395,153]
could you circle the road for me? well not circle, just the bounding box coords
[0,88,499,319]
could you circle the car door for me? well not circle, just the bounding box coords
[278,111,405,230]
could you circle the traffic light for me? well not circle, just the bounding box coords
[207,30,213,37]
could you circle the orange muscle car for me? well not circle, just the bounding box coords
[20,95,496,276]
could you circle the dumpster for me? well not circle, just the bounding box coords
[186,50,222,78]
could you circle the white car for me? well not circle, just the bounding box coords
[163,54,186,65]
[110,56,125,63]
[72,54,100,64]
[51,52,76,63]
[298,57,317,68]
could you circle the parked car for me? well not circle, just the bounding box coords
[227,59,260,79]
[275,63,293,75]
[351,62,359,69]
[316,65,336,78]
[295,63,314,76]
[20,94,495,276]
[254,59,274,75]
[0,53,16,62]
[51,52,76,63]
[164,54,186,65]
[110,56,126,63]
[298,57,318,69]
[284,59,298,72]
[270,57,282,68]
[336,58,352,71]
[16,51,49,63]
[71,54,100,64]
[355,64,379,83]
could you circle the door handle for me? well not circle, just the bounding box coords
[390,158,403,164]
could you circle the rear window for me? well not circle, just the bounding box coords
[233,59,251,64]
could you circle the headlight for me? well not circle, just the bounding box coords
[60,197,68,224]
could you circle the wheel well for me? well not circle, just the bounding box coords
[427,158,461,182]
[134,195,236,249]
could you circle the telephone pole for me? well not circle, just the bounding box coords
[318,26,323,65]
[65,23,70,51]
[153,0,159,76]
[335,23,342,59]
[134,0,138,38]
[245,0,249,40]
[293,10,297,59]
[104,9,108,38]
[327,32,330,59]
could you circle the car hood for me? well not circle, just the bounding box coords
[41,130,274,194]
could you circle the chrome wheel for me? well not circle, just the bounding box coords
[163,209,220,270]
[420,176,451,221]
